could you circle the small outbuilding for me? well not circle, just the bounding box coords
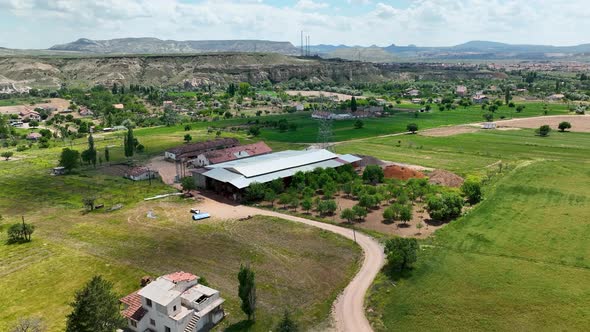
[124,167,159,181]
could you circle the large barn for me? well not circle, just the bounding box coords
[191,149,361,200]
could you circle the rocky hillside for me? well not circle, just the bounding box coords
[0,53,505,89]
[49,38,300,55]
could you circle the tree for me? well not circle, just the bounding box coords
[399,205,413,224]
[104,146,110,162]
[352,205,367,221]
[354,119,364,129]
[124,128,135,158]
[416,222,424,234]
[406,123,418,134]
[351,96,358,112]
[504,88,511,105]
[425,192,464,221]
[264,189,277,207]
[558,121,572,132]
[65,275,124,332]
[248,126,261,137]
[181,176,196,192]
[244,182,266,202]
[9,317,45,332]
[276,311,299,332]
[184,134,192,143]
[59,148,80,172]
[2,151,13,160]
[238,82,251,96]
[82,133,97,167]
[184,124,192,131]
[536,124,551,137]
[384,237,419,275]
[516,105,525,113]
[238,264,257,321]
[461,177,482,204]
[483,112,494,122]
[383,207,395,223]
[227,83,236,97]
[340,208,356,223]
[29,120,39,128]
[301,198,312,214]
[362,165,384,185]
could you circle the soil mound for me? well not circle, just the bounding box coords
[383,165,425,180]
[428,169,464,187]
[357,155,386,167]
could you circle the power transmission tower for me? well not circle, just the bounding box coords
[314,101,334,151]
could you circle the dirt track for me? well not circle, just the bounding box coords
[496,115,590,132]
[191,196,384,331]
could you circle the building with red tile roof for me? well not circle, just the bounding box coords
[192,141,272,167]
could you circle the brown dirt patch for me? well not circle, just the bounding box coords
[420,125,480,137]
[496,115,590,132]
[0,98,70,115]
[356,154,386,167]
[428,169,464,187]
[383,165,425,180]
[285,90,366,102]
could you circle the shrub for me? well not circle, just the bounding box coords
[341,208,356,223]
[536,124,551,137]
[426,192,464,221]
[558,121,572,132]
[461,177,483,204]
[362,165,384,184]
[406,123,418,134]
[352,205,367,221]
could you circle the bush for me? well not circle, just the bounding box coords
[244,182,266,202]
[341,208,356,223]
[406,123,418,134]
[362,165,384,184]
[461,177,482,204]
[536,124,551,137]
[425,192,464,221]
[352,205,367,221]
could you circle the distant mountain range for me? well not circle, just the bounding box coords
[2,38,590,61]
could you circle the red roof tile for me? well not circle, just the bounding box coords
[164,271,198,283]
[205,141,272,164]
[120,291,147,321]
[167,138,240,158]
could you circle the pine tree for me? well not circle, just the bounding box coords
[238,264,257,321]
[351,96,358,112]
[104,146,110,162]
[65,276,124,332]
[276,311,299,332]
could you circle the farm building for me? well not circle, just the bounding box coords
[26,132,42,140]
[120,271,225,332]
[190,141,272,167]
[482,122,497,129]
[125,167,159,181]
[191,149,361,201]
[456,85,468,96]
[165,138,240,162]
[472,94,489,104]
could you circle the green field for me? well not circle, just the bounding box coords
[259,102,570,143]
[364,130,590,331]
[0,97,47,107]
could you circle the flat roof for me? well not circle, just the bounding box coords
[138,278,180,306]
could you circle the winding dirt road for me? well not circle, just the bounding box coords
[195,197,385,332]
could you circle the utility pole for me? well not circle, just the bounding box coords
[301,30,304,57]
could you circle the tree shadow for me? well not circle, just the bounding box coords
[424,218,446,227]
[224,319,255,332]
[397,223,411,228]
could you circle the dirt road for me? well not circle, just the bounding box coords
[193,197,385,331]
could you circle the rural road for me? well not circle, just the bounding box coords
[234,205,386,332]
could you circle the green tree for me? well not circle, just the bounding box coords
[406,123,418,134]
[352,205,367,221]
[238,82,251,96]
[350,96,358,112]
[59,148,80,172]
[2,151,13,160]
[244,182,266,202]
[516,105,525,113]
[264,189,277,207]
[104,146,110,162]
[276,311,298,332]
[536,124,551,137]
[181,177,196,192]
[184,124,192,131]
[384,237,419,275]
[383,207,395,223]
[65,276,124,332]
[362,165,384,185]
[248,126,261,137]
[7,219,35,244]
[82,196,96,212]
[461,177,482,204]
[340,208,356,223]
[483,112,494,122]
[184,134,192,143]
[426,192,464,221]
[354,119,364,129]
[227,83,236,97]
[124,128,135,158]
[504,88,511,105]
[300,198,313,214]
[558,121,572,132]
[399,205,413,224]
[238,264,257,321]
[82,133,97,167]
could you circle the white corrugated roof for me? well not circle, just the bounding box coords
[338,154,362,163]
[207,149,338,177]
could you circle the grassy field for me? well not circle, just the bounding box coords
[336,129,590,176]
[259,102,570,143]
[0,97,46,107]
[0,138,360,331]
[364,130,590,331]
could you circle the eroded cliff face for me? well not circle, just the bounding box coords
[0,53,503,89]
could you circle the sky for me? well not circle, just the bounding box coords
[1,0,590,49]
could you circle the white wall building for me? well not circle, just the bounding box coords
[120,272,225,332]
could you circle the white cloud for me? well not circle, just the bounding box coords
[295,0,329,10]
[1,0,590,48]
